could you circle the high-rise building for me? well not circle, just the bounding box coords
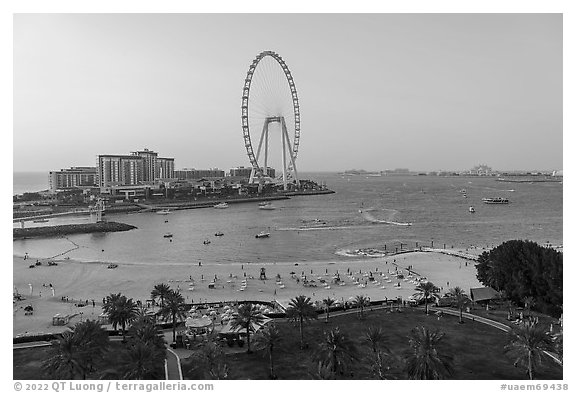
[157,157,175,179]
[49,167,98,192]
[130,148,174,181]
[97,155,144,187]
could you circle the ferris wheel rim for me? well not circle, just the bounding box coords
[241,50,301,174]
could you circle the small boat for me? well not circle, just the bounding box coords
[156,209,171,215]
[163,233,173,238]
[469,206,475,213]
[460,189,467,193]
[214,202,229,209]
[214,232,224,237]
[33,219,49,223]
[259,203,276,210]
[203,240,211,245]
[107,264,118,269]
[255,232,270,239]
[482,197,509,204]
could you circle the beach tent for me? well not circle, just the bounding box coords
[185,315,213,329]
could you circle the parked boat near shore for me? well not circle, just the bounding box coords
[482,197,509,204]
[214,202,229,209]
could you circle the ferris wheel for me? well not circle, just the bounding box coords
[241,50,300,190]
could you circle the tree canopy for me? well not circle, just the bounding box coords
[475,240,562,316]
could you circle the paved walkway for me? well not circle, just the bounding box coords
[165,349,182,380]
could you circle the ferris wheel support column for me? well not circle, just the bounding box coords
[264,124,269,175]
[248,119,270,184]
[281,122,288,190]
[250,119,270,183]
[281,117,300,187]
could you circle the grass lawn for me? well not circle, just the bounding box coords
[13,346,53,380]
[181,308,563,380]
[13,341,149,380]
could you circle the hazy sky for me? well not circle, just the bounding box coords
[13,13,562,172]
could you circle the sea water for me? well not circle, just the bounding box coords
[13,172,50,195]
[12,173,563,266]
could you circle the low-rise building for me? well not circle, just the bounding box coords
[49,167,98,193]
[175,168,225,180]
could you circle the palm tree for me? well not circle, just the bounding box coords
[504,299,515,320]
[309,361,336,380]
[405,326,453,380]
[448,286,471,323]
[151,283,171,309]
[116,342,165,379]
[415,282,440,315]
[353,295,370,319]
[188,342,229,379]
[286,295,318,349]
[363,326,393,379]
[523,296,536,317]
[322,297,335,322]
[314,327,358,377]
[230,303,266,353]
[128,317,166,351]
[69,319,109,376]
[133,304,156,325]
[42,331,86,379]
[505,322,554,380]
[158,289,187,344]
[553,330,563,365]
[102,293,138,341]
[253,323,282,378]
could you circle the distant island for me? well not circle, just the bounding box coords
[339,169,382,176]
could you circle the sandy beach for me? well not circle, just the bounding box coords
[13,249,483,337]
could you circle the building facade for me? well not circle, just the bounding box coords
[130,148,174,181]
[49,167,98,192]
[157,157,175,179]
[229,166,275,178]
[97,155,144,187]
[98,148,175,187]
[175,168,225,180]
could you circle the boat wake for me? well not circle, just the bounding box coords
[336,248,388,258]
[277,225,367,231]
[359,209,413,226]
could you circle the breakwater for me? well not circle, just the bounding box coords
[145,195,291,210]
[284,189,335,196]
[13,221,137,239]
